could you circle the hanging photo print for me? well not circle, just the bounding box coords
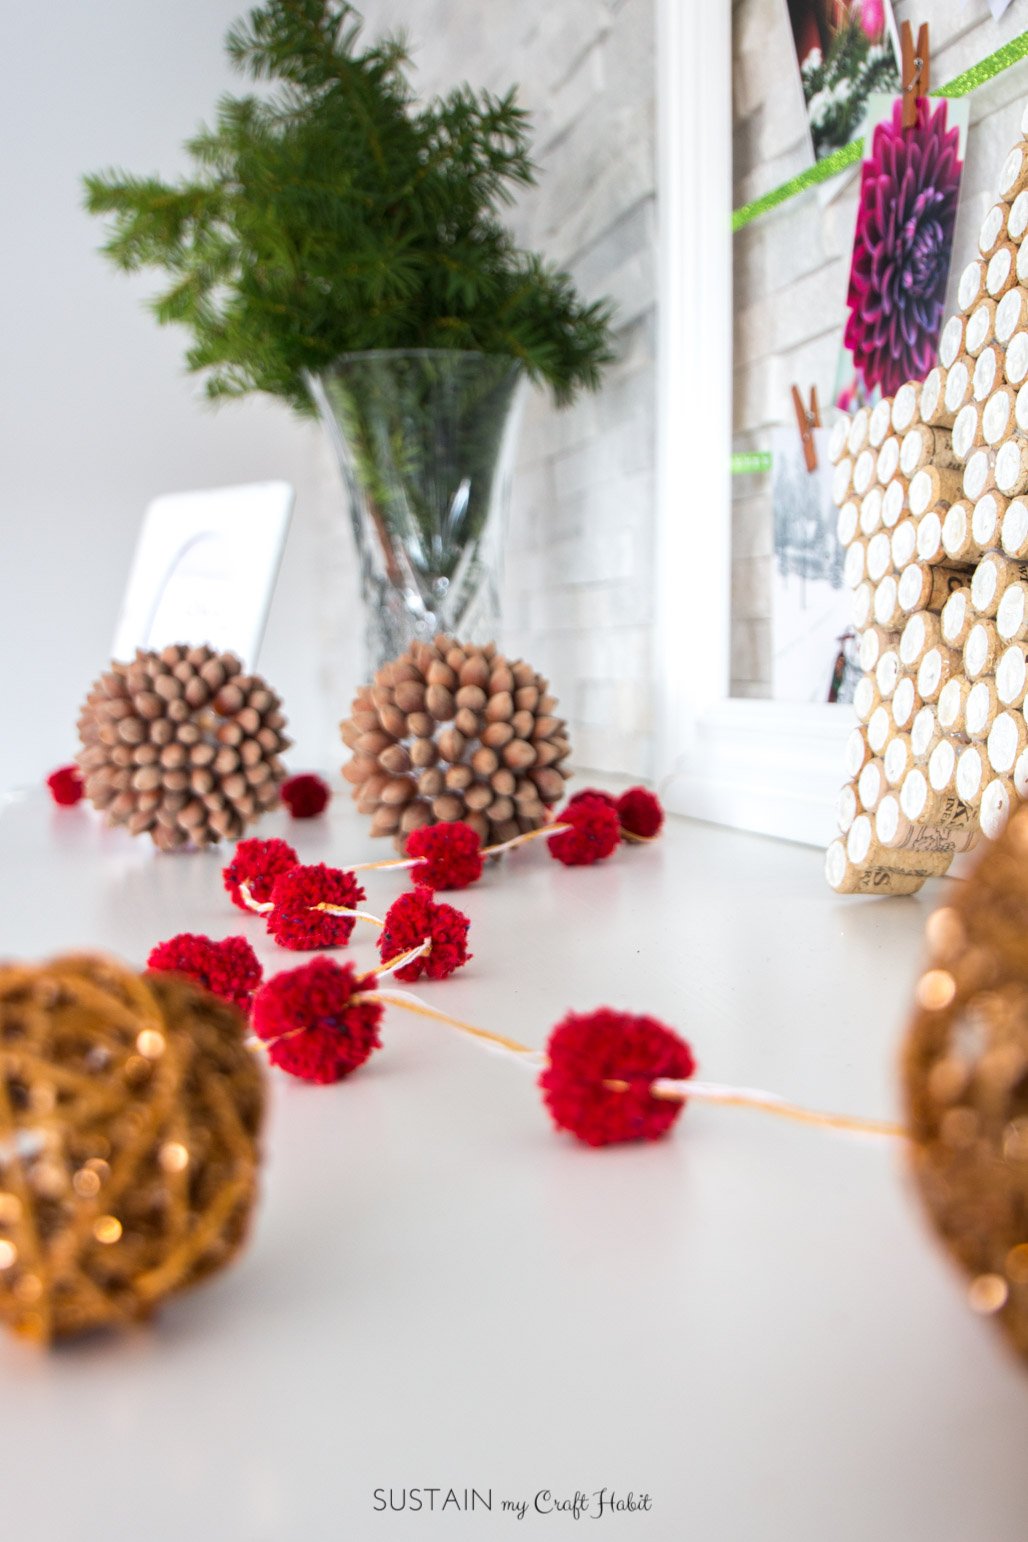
[835,91,969,412]
[785,0,901,165]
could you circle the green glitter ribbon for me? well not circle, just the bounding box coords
[730,451,772,475]
[732,30,1028,232]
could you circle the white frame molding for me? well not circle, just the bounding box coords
[653,0,851,847]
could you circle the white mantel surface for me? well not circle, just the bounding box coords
[0,791,1027,1541]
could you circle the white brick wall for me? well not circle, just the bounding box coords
[320,0,659,778]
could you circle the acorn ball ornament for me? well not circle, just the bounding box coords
[340,636,571,849]
[0,954,264,1343]
[76,645,290,850]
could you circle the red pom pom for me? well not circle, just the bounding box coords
[617,786,664,840]
[46,765,84,807]
[566,787,617,812]
[547,797,621,867]
[267,863,366,951]
[378,887,472,983]
[540,1009,695,1147]
[251,958,382,1082]
[147,932,263,1014]
[223,837,299,911]
[281,773,331,819]
[406,821,484,890]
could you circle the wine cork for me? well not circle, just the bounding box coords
[869,397,894,448]
[858,625,896,673]
[877,436,901,487]
[837,499,860,546]
[917,645,961,704]
[973,346,1000,403]
[824,840,924,895]
[997,579,1028,642]
[988,710,1028,774]
[996,287,1028,345]
[972,552,1028,617]
[928,737,959,795]
[963,447,996,503]
[996,642,1028,707]
[845,814,952,878]
[867,703,892,756]
[900,767,977,830]
[853,674,880,724]
[996,436,1028,497]
[952,403,983,460]
[876,795,970,855]
[1009,187,1028,241]
[866,530,892,583]
[900,425,959,478]
[911,705,942,763]
[874,648,900,700]
[980,776,1014,839]
[980,201,1010,257]
[1006,331,1028,387]
[971,491,1007,552]
[898,562,964,615]
[944,358,973,416]
[882,477,907,529]
[847,407,870,457]
[955,743,987,807]
[844,539,868,589]
[937,675,971,735]
[964,618,1001,679]
[890,519,917,572]
[987,243,1017,299]
[883,733,912,788]
[965,677,999,741]
[1013,744,1028,800]
[1001,497,1028,559]
[919,366,952,428]
[910,465,963,515]
[858,486,884,537]
[857,757,887,813]
[1018,239,1028,287]
[844,725,872,779]
[999,145,1028,201]
[853,447,876,497]
[873,574,903,628]
[957,260,985,313]
[853,581,873,629]
[891,675,921,731]
[966,300,997,356]
[941,501,978,563]
[941,586,974,648]
[828,416,852,464]
[832,458,854,505]
[891,383,920,436]
[939,314,966,369]
[837,781,859,835]
[915,510,945,565]
[899,611,941,670]
[983,387,1017,447]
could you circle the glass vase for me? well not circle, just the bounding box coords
[310,350,524,669]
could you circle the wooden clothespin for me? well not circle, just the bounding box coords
[791,384,821,473]
[900,21,930,129]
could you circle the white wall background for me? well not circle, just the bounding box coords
[0,0,658,792]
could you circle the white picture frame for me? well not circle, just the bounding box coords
[653,0,852,848]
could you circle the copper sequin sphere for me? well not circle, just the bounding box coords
[340,636,572,849]
[77,645,290,849]
[0,955,265,1342]
[904,803,1028,1364]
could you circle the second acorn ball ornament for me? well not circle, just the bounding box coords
[77,645,290,849]
[340,637,571,847]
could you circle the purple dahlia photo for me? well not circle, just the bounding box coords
[843,96,964,399]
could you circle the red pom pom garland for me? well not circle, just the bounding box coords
[46,765,85,807]
[404,821,485,890]
[616,786,665,842]
[267,863,367,951]
[377,888,472,983]
[147,932,263,1014]
[281,773,331,819]
[540,1009,695,1146]
[251,958,383,1083]
[546,796,621,867]
[223,837,299,913]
